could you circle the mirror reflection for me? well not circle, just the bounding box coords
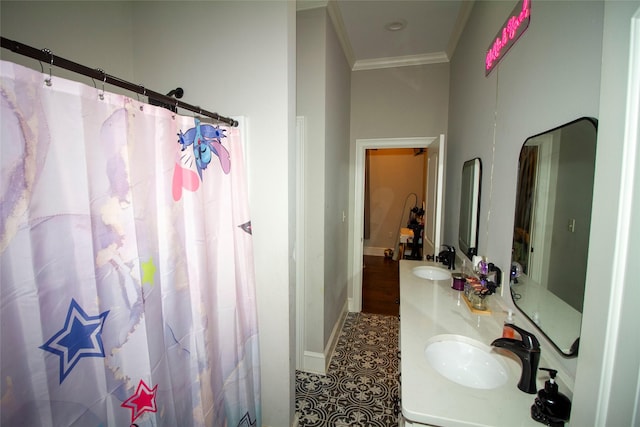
[510,117,597,357]
[459,158,481,260]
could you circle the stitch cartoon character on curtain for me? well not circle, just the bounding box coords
[0,60,260,427]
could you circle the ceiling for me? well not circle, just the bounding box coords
[297,0,475,71]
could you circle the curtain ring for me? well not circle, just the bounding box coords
[42,48,53,86]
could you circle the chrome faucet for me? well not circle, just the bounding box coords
[491,323,540,394]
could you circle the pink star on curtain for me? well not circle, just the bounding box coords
[121,379,158,423]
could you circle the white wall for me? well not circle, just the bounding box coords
[350,63,450,140]
[296,6,350,367]
[1,2,296,426]
[448,1,603,269]
[297,8,328,359]
[322,9,351,346]
[0,1,135,86]
[574,2,640,425]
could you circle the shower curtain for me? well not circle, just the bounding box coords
[0,61,260,427]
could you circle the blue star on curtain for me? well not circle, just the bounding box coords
[39,299,110,383]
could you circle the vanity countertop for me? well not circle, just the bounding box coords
[400,260,546,427]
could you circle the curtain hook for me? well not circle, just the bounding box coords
[136,85,143,102]
[41,48,53,86]
[138,86,145,110]
[95,69,105,100]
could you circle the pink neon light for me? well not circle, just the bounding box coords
[485,0,531,72]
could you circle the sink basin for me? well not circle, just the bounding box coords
[412,266,452,281]
[424,335,509,389]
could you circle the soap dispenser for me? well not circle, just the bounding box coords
[531,368,572,426]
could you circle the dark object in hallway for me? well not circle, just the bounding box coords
[362,255,399,316]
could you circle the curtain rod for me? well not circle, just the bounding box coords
[1,36,238,127]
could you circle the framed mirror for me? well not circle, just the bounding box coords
[459,158,481,260]
[510,117,597,357]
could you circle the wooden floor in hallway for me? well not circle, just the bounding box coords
[362,255,400,317]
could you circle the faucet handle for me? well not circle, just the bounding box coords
[505,323,540,349]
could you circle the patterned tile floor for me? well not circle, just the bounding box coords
[296,312,400,427]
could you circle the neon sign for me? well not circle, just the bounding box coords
[485,0,531,76]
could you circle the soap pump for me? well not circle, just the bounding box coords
[531,368,572,426]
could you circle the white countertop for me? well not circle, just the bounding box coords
[399,260,547,427]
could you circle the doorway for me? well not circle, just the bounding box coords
[351,136,445,312]
[362,147,426,316]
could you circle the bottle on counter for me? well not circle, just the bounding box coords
[503,309,515,338]
[531,368,572,426]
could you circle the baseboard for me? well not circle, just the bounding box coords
[302,350,326,374]
[301,301,348,375]
[363,246,388,257]
[323,301,348,370]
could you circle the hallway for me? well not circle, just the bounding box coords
[362,255,400,317]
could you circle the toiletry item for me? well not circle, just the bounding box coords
[503,309,515,338]
[464,276,480,298]
[472,255,483,271]
[531,368,572,426]
[464,280,472,298]
[473,256,488,276]
[479,259,488,275]
[452,273,465,291]
[469,290,487,311]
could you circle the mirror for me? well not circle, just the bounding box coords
[510,117,597,357]
[459,158,482,259]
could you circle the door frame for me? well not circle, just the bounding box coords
[295,116,305,369]
[351,136,437,312]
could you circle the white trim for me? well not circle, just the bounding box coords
[301,300,348,374]
[302,351,326,375]
[327,0,355,69]
[353,52,449,71]
[351,137,437,312]
[323,301,348,369]
[597,8,640,424]
[446,1,475,60]
[295,0,328,12]
[295,116,306,370]
[299,2,452,72]
[363,246,388,257]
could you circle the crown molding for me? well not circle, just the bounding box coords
[296,0,328,12]
[326,0,355,69]
[447,1,475,60]
[297,0,454,71]
[352,52,450,71]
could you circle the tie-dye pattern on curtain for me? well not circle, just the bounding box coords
[0,60,260,427]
